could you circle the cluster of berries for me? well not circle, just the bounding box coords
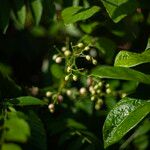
[52,42,97,82]
[46,91,63,113]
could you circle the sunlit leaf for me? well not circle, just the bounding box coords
[114,49,150,67]
[2,143,22,150]
[29,0,43,25]
[62,6,100,24]
[12,0,26,27]
[5,117,30,142]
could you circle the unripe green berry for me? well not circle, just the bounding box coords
[91,96,95,101]
[96,89,101,94]
[55,57,62,63]
[85,55,91,61]
[73,75,78,81]
[106,83,110,88]
[66,90,72,96]
[84,46,90,51]
[46,91,52,97]
[67,66,71,73]
[92,59,97,65]
[77,43,84,48]
[91,89,96,95]
[64,50,71,56]
[65,75,70,81]
[79,87,86,95]
[97,99,103,104]
[95,103,100,110]
[48,103,55,113]
[61,46,67,52]
[121,93,127,98]
[106,88,111,94]
[52,54,58,60]
[94,85,99,90]
[98,82,103,87]
[89,86,94,92]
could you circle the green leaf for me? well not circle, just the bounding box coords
[67,119,87,130]
[27,111,47,150]
[134,120,150,138]
[146,38,150,50]
[101,0,138,23]
[92,66,150,84]
[0,70,21,99]
[50,63,64,79]
[5,117,30,142]
[62,6,100,24]
[95,37,116,64]
[114,49,150,67]
[29,0,43,25]
[12,0,26,27]
[80,22,98,34]
[0,0,10,33]
[42,0,55,25]
[2,143,22,150]
[103,97,150,148]
[8,96,47,106]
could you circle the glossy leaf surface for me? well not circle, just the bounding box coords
[115,49,150,67]
[92,66,150,84]
[103,97,150,148]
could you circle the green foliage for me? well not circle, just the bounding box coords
[101,0,138,23]
[0,0,10,33]
[7,96,47,106]
[103,98,150,148]
[27,111,47,150]
[0,70,21,99]
[0,109,30,149]
[2,143,22,150]
[115,49,150,67]
[11,0,26,28]
[92,66,150,84]
[0,0,54,32]
[29,0,43,25]
[5,115,30,142]
[62,6,100,24]
[0,0,150,150]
